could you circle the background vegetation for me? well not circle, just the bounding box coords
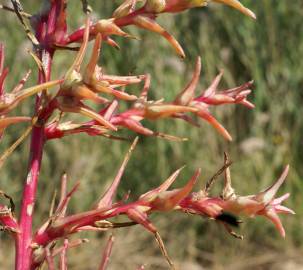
[0,0,302,269]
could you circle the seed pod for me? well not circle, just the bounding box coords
[113,0,136,18]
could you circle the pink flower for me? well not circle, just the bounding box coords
[56,19,148,133]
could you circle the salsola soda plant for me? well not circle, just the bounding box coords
[0,0,295,269]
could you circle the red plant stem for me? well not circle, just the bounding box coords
[15,48,53,270]
[14,1,67,267]
[14,0,65,266]
[15,126,45,270]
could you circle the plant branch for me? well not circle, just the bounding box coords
[0,4,31,18]
[10,0,39,46]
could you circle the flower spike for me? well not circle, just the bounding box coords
[0,1,295,269]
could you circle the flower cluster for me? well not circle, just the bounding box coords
[66,0,256,58]
[29,141,294,269]
[45,52,254,141]
[0,1,257,144]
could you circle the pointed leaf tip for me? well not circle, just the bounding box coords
[197,110,232,141]
[97,137,138,208]
[140,166,185,201]
[175,56,201,105]
[261,165,289,204]
[133,16,185,58]
[213,0,256,19]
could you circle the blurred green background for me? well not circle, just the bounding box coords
[0,1,303,269]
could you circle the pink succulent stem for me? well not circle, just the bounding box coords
[15,35,54,270]
[15,124,46,270]
[14,0,66,267]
